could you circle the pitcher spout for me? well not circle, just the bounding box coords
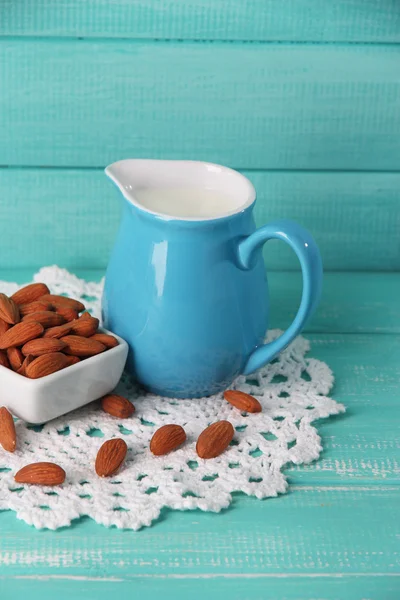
[106,159,185,207]
[105,159,150,202]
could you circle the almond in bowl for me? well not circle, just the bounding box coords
[0,285,128,424]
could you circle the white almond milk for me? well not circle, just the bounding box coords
[134,187,236,219]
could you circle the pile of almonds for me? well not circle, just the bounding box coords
[0,389,262,486]
[0,283,118,378]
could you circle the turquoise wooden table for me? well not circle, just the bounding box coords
[0,2,399,598]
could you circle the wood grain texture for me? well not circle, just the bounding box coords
[1,0,400,42]
[1,270,399,335]
[4,576,400,600]
[269,272,400,333]
[287,332,400,483]
[0,488,398,576]
[1,41,400,170]
[1,168,400,270]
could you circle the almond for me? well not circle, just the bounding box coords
[0,294,20,325]
[196,421,234,459]
[95,438,127,477]
[0,407,16,452]
[223,390,262,413]
[17,354,35,376]
[43,322,74,339]
[150,424,186,456]
[22,311,66,328]
[7,347,24,371]
[0,351,10,369]
[15,462,65,486]
[55,305,78,322]
[11,283,50,306]
[64,355,81,367]
[25,352,68,379]
[41,294,85,313]
[0,319,9,336]
[22,338,66,357]
[0,321,44,350]
[61,335,105,357]
[90,333,119,349]
[101,394,135,418]
[19,300,53,316]
[71,313,99,337]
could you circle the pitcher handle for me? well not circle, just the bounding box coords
[237,219,323,375]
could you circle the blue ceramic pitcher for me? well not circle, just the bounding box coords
[103,160,322,398]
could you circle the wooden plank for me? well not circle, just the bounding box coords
[1,269,399,335]
[0,169,118,270]
[1,0,400,42]
[0,488,398,580]
[3,575,400,600]
[0,169,400,272]
[1,41,400,170]
[287,333,400,483]
[1,168,400,271]
[268,272,400,333]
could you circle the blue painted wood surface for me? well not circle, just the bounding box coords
[4,576,400,600]
[1,41,400,170]
[0,168,400,271]
[0,271,398,598]
[2,0,400,42]
[2,270,400,337]
[0,0,399,596]
[0,169,399,271]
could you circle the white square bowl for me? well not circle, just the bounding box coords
[0,329,128,424]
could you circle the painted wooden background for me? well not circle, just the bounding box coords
[2,0,400,41]
[0,2,399,598]
[0,0,399,272]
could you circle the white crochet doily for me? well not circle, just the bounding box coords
[0,267,344,530]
